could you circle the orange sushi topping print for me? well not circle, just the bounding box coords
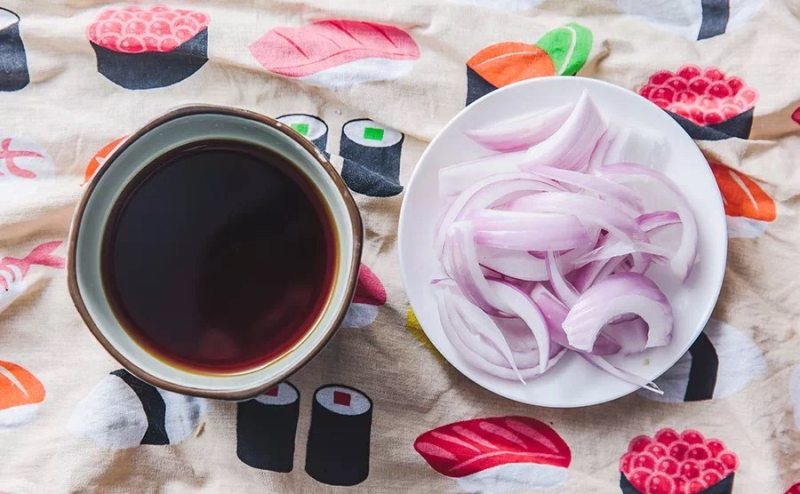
[0,361,46,410]
[710,162,776,221]
[83,136,127,184]
[467,43,555,89]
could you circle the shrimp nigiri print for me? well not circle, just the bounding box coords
[0,241,65,313]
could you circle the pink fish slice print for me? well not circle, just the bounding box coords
[341,264,386,329]
[0,241,65,313]
[414,416,571,493]
[0,136,54,180]
[249,19,420,88]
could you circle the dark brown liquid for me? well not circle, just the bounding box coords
[102,140,336,373]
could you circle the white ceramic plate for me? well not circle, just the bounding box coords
[398,77,727,407]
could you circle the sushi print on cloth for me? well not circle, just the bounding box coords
[639,65,758,140]
[0,361,45,429]
[466,23,592,105]
[83,136,127,184]
[414,416,572,493]
[0,135,54,180]
[341,264,387,329]
[69,369,207,450]
[449,0,543,11]
[787,482,800,494]
[249,20,420,89]
[276,114,329,159]
[0,8,29,91]
[614,0,764,41]
[636,319,766,403]
[792,107,800,125]
[237,382,300,472]
[306,385,373,486]
[709,161,776,238]
[619,428,739,494]
[340,119,405,197]
[87,5,209,90]
[0,241,65,315]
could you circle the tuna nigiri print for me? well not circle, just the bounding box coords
[639,65,758,140]
[83,136,127,184]
[341,264,386,329]
[709,161,776,238]
[414,416,572,492]
[620,428,739,493]
[787,482,800,494]
[792,107,800,126]
[615,0,764,40]
[87,5,210,90]
[0,8,29,91]
[637,319,766,403]
[69,369,207,450]
[340,119,405,197]
[466,23,592,105]
[0,241,65,314]
[0,135,54,180]
[0,361,45,428]
[249,20,420,89]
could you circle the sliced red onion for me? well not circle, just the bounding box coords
[637,211,681,232]
[439,151,558,196]
[521,91,607,171]
[602,317,649,355]
[443,222,506,314]
[573,240,670,267]
[465,103,574,152]
[588,126,616,171]
[545,251,579,307]
[531,167,642,212]
[434,173,561,255]
[478,247,549,281]
[562,273,673,352]
[512,192,645,241]
[473,212,590,251]
[602,163,698,280]
[602,126,667,169]
[581,353,663,394]
[486,280,552,373]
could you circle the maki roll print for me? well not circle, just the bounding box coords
[305,385,372,486]
[249,20,420,89]
[277,114,329,159]
[414,416,572,493]
[639,65,758,140]
[0,134,54,180]
[87,5,209,90]
[466,23,592,105]
[636,319,766,403]
[709,161,776,238]
[340,119,404,197]
[341,264,386,329]
[620,429,739,493]
[0,7,29,91]
[69,369,207,450]
[236,382,300,472]
[614,0,764,40]
[0,361,45,429]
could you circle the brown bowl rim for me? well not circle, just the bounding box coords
[67,104,363,400]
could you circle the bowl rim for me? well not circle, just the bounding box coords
[398,76,728,407]
[67,104,363,400]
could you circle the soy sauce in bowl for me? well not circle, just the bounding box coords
[102,139,337,374]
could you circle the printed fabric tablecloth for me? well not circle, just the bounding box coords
[1,0,799,493]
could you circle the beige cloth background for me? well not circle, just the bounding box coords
[1,0,799,492]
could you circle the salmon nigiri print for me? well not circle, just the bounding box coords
[0,361,46,428]
[0,241,65,313]
[341,264,386,329]
[709,161,776,238]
